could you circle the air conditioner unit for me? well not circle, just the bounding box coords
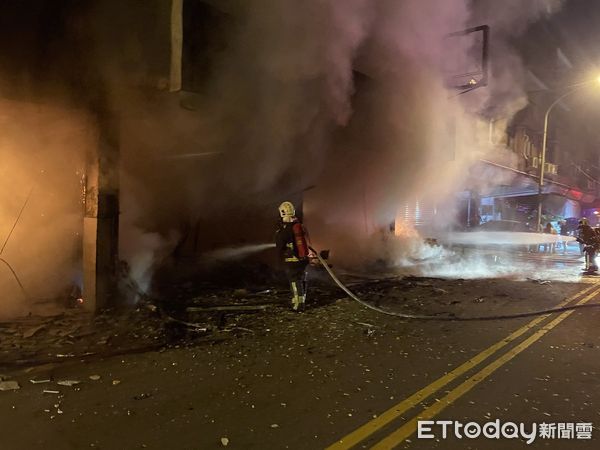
[530,157,557,174]
[545,163,558,175]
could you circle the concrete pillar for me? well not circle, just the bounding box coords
[83,111,120,312]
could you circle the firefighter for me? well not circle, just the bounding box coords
[275,201,310,311]
[576,218,599,273]
[543,222,557,253]
[577,218,589,254]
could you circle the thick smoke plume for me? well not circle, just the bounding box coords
[0,0,572,316]
[116,0,570,279]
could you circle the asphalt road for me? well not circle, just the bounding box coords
[332,280,600,450]
[1,273,599,449]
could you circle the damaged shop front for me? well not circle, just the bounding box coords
[469,160,592,229]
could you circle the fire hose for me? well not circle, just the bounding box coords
[310,247,600,321]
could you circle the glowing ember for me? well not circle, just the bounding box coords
[394,221,420,238]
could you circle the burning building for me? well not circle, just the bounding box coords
[0,0,596,316]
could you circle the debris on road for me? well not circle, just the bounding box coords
[0,380,20,391]
[232,288,249,298]
[23,325,45,338]
[133,393,152,400]
[0,306,167,367]
[0,275,582,377]
[0,275,587,449]
[185,305,270,312]
[57,380,81,387]
[29,379,51,384]
[527,278,552,285]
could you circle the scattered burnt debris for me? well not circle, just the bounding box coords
[0,306,166,368]
[0,273,578,372]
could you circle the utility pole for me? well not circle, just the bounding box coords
[536,79,600,232]
[81,0,183,311]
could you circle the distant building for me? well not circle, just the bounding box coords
[470,20,599,229]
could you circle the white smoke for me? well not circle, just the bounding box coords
[112,0,571,285]
[302,0,570,269]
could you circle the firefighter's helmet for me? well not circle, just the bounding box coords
[279,201,296,221]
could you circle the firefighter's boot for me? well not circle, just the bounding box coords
[298,277,307,311]
[290,281,300,311]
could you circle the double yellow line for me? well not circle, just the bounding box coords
[327,283,600,450]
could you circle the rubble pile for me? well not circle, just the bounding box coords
[0,276,572,370]
[0,284,299,368]
[0,306,166,367]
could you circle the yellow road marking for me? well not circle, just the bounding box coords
[371,287,600,449]
[326,283,599,450]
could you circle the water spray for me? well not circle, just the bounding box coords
[310,246,600,321]
[437,231,576,246]
[200,243,276,262]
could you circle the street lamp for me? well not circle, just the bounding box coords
[536,78,600,232]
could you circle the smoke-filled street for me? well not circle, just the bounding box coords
[4,0,600,449]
